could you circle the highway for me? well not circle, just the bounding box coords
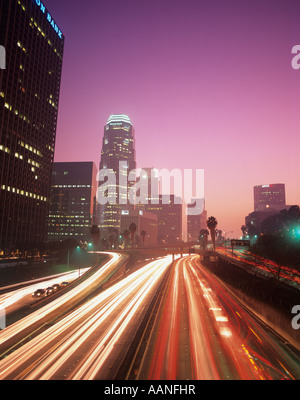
[0,254,299,380]
[0,255,173,379]
[136,255,300,380]
[0,268,90,316]
[0,252,124,356]
[216,247,300,288]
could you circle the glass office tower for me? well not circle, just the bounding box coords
[48,162,97,242]
[0,0,64,251]
[98,114,136,236]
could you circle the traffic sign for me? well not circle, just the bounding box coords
[230,239,250,247]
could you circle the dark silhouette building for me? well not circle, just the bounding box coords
[254,184,286,212]
[246,183,294,232]
[0,0,64,252]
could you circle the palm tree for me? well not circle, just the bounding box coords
[141,230,147,247]
[241,225,247,238]
[123,229,130,248]
[129,222,137,246]
[207,216,218,250]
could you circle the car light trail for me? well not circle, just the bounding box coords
[216,247,300,288]
[140,255,300,380]
[0,254,298,380]
[70,256,172,380]
[0,268,90,311]
[0,252,121,349]
[0,255,173,380]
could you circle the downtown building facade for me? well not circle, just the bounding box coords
[0,0,64,251]
[48,162,97,242]
[246,183,294,232]
[120,210,158,247]
[153,194,183,243]
[135,168,183,243]
[97,114,136,238]
[97,116,183,244]
[254,183,286,212]
[187,198,207,242]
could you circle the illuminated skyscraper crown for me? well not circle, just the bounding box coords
[107,114,132,126]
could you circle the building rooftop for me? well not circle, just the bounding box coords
[107,114,132,126]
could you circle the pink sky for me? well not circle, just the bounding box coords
[49,0,300,237]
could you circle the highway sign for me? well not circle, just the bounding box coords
[230,239,250,247]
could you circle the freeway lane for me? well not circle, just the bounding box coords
[0,268,90,317]
[0,253,299,380]
[0,252,125,356]
[137,255,300,380]
[0,255,173,380]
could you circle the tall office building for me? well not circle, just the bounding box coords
[48,162,97,242]
[157,194,183,243]
[97,114,136,236]
[134,168,183,243]
[136,194,183,243]
[254,184,286,212]
[187,198,207,242]
[246,183,292,231]
[0,0,64,251]
[120,210,158,247]
[136,167,159,205]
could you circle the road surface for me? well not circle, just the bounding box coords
[136,255,300,380]
[0,255,173,379]
[0,254,299,380]
[0,268,90,316]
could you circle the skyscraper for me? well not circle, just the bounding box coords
[97,114,136,236]
[246,183,292,231]
[254,184,286,212]
[134,168,183,243]
[48,162,97,242]
[136,167,159,206]
[0,0,64,251]
[187,198,207,242]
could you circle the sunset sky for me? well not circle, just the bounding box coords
[48,0,300,237]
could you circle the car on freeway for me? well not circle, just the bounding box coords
[60,282,69,287]
[32,289,46,298]
[46,287,54,295]
[52,284,60,291]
